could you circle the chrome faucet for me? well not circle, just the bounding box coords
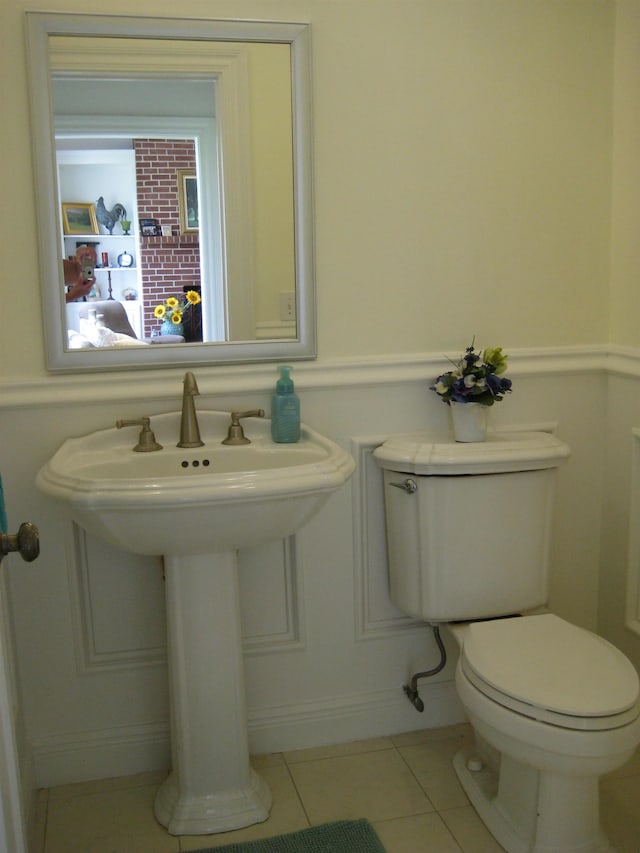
[177,371,204,448]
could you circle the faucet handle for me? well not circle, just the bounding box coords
[222,410,265,446]
[116,417,163,452]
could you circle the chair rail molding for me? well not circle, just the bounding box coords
[0,344,612,409]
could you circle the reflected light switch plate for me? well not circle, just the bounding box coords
[279,291,295,322]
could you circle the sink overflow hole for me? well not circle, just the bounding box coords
[180,459,211,468]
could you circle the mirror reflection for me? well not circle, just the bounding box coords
[26,14,315,371]
[53,38,295,347]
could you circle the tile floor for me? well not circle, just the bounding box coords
[34,723,640,853]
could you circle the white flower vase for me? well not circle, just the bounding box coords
[449,401,488,442]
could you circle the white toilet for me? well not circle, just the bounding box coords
[374,429,640,853]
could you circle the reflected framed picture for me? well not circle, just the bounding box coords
[140,218,161,237]
[61,202,98,235]
[177,169,199,234]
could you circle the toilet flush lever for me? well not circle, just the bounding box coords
[389,478,417,494]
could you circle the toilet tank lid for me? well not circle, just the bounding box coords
[373,429,570,475]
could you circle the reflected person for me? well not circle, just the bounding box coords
[64,258,95,302]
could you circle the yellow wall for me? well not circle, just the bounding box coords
[247,42,296,330]
[1,0,617,379]
[609,0,640,345]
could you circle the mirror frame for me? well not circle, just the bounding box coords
[25,12,316,372]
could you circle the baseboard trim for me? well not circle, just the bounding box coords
[248,680,465,755]
[31,720,170,789]
[32,681,464,787]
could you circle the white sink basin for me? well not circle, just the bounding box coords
[37,410,355,555]
[36,408,354,836]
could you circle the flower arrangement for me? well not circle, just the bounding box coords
[153,291,201,326]
[431,340,513,406]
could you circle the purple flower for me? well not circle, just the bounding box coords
[430,341,513,407]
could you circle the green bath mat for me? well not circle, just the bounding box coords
[187,818,386,852]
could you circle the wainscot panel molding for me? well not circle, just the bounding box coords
[31,530,302,784]
[239,536,305,653]
[69,525,166,673]
[0,345,612,409]
[69,524,303,674]
[351,436,420,639]
[626,427,640,637]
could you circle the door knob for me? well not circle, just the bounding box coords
[0,522,40,562]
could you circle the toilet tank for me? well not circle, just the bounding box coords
[373,430,570,623]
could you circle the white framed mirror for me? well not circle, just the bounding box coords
[25,13,315,372]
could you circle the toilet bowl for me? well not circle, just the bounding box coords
[373,429,640,853]
[449,615,640,853]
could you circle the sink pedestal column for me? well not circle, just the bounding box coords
[154,552,272,835]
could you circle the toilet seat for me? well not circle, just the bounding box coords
[461,614,640,731]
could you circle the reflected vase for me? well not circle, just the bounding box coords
[161,320,184,337]
[449,401,488,442]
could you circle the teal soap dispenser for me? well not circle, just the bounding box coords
[271,365,300,443]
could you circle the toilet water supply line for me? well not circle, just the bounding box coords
[404,625,447,712]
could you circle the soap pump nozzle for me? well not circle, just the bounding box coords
[276,365,294,393]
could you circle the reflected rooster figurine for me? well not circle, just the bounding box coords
[96,196,127,235]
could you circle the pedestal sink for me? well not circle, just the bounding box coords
[37,410,355,835]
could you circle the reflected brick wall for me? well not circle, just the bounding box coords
[134,139,201,336]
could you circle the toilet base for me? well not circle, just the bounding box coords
[453,747,613,853]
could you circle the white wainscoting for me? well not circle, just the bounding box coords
[2,345,618,786]
[67,525,304,673]
[351,436,420,639]
[68,525,167,673]
[33,527,306,784]
[32,451,463,781]
[626,428,640,636]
